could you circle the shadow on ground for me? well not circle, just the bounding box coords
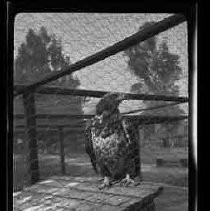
[155,186,188,211]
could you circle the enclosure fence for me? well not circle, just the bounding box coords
[13,14,188,191]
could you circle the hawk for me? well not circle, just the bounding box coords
[85,92,141,189]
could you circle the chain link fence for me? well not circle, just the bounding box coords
[13,13,189,192]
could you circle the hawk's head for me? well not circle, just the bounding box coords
[95,92,127,123]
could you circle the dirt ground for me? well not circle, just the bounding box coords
[155,186,188,211]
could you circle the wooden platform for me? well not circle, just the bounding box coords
[13,176,163,211]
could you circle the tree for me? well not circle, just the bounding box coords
[14,26,80,88]
[14,27,84,150]
[124,22,185,141]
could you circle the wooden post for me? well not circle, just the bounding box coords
[137,125,142,181]
[58,126,66,175]
[23,92,39,184]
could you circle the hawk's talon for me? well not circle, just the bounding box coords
[120,174,134,186]
[98,176,111,190]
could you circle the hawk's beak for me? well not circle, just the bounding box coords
[117,93,128,102]
[96,114,103,124]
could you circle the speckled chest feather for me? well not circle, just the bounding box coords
[90,115,129,160]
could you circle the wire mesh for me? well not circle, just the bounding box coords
[13,13,189,195]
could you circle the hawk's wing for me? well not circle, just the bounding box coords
[84,120,98,173]
[121,118,140,177]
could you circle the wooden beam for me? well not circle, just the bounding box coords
[14,124,84,129]
[131,123,142,181]
[14,85,189,102]
[13,129,58,134]
[58,126,66,175]
[22,92,39,184]
[14,113,188,122]
[133,115,188,122]
[14,114,94,119]
[14,14,186,96]
[137,126,143,181]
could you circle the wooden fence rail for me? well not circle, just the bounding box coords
[14,84,189,102]
[14,124,84,129]
[14,113,188,122]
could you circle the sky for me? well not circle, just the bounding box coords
[14,13,188,114]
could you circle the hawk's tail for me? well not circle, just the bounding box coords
[84,121,98,174]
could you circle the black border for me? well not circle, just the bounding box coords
[6,1,197,211]
[187,4,197,211]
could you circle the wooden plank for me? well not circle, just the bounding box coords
[14,84,189,102]
[13,113,93,119]
[14,124,84,129]
[58,126,66,175]
[13,176,163,211]
[22,92,40,184]
[14,14,186,96]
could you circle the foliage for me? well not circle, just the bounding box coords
[14,26,80,88]
[14,27,85,148]
[125,22,182,96]
[124,22,185,139]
